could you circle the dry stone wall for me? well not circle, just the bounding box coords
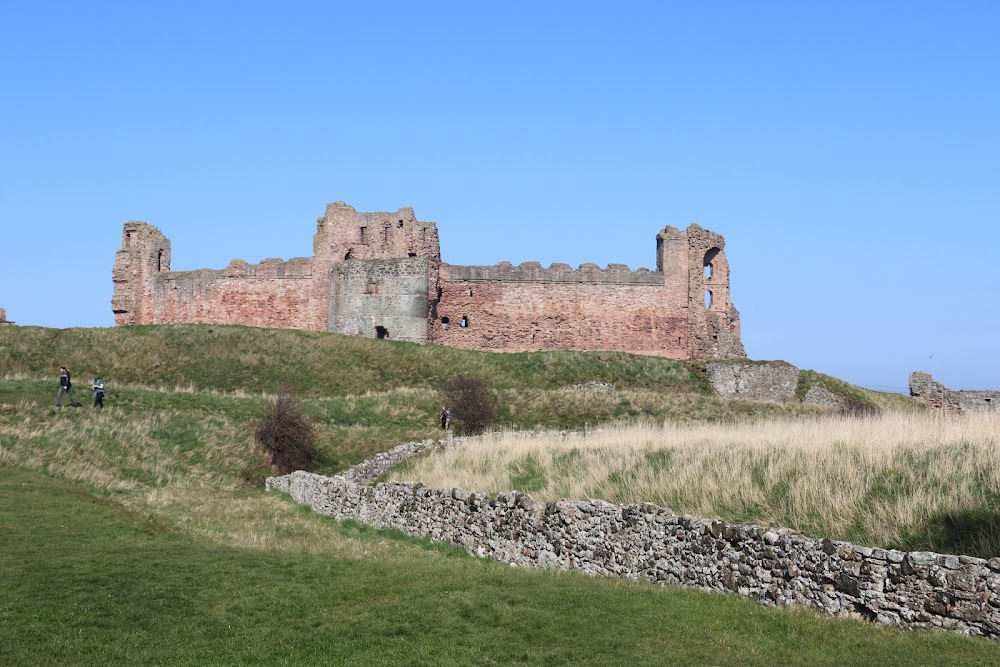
[268,441,1000,640]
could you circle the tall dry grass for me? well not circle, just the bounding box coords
[396,412,1000,553]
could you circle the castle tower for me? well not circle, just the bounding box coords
[657,223,744,360]
[314,202,443,343]
[111,222,171,325]
[313,201,441,263]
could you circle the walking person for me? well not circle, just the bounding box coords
[92,376,105,410]
[439,405,451,431]
[56,366,80,408]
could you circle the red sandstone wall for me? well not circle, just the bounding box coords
[433,264,689,357]
[112,207,745,360]
[141,259,324,331]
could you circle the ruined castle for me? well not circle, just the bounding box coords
[112,201,745,359]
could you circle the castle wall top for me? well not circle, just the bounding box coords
[442,262,663,286]
[161,256,315,281]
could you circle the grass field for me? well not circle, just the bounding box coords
[396,413,1000,558]
[4,324,997,663]
[6,468,1000,666]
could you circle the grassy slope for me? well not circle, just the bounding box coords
[6,324,988,663]
[0,324,914,409]
[0,324,710,396]
[4,470,999,666]
[2,323,896,473]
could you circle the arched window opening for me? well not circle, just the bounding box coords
[441,317,450,325]
[157,249,163,271]
[704,290,713,309]
[703,248,720,281]
[460,315,469,328]
[468,287,474,297]
[398,220,404,228]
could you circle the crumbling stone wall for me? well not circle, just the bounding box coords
[268,441,1000,640]
[705,361,800,402]
[910,372,999,413]
[111,222,321,330]
[705,361,877,411]
[0,308,12,325]
[803,385,847,410]
[112,201,745,359]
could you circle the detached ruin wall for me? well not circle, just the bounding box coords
[909,372,1000,413]
[112,201,745,360]
[268,440,1000,640]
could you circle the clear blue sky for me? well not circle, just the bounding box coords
[3,2,998,392]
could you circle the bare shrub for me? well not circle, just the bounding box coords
[840,396,882,417]
[253,389,317,474]
[440,375,497,435]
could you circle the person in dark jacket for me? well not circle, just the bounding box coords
[56,366,80,408]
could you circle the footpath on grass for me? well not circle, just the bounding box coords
[269,438,1000,641]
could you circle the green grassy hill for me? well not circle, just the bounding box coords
[0,324,712,396]
[0,323,912,407]
[6,324,987,665]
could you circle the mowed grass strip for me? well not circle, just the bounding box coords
[3,469,999,667]
[397,413,1000,557]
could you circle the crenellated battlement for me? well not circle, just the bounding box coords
[442,261,663,285]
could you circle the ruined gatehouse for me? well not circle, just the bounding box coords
[112,201,745,360]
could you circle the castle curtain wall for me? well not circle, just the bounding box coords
[112,203,745,360]
[433,264,690,357]
[144,259,322,330]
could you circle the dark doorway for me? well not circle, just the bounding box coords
[375,326,389,339]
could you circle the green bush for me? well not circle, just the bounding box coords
[253,389,317,474]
